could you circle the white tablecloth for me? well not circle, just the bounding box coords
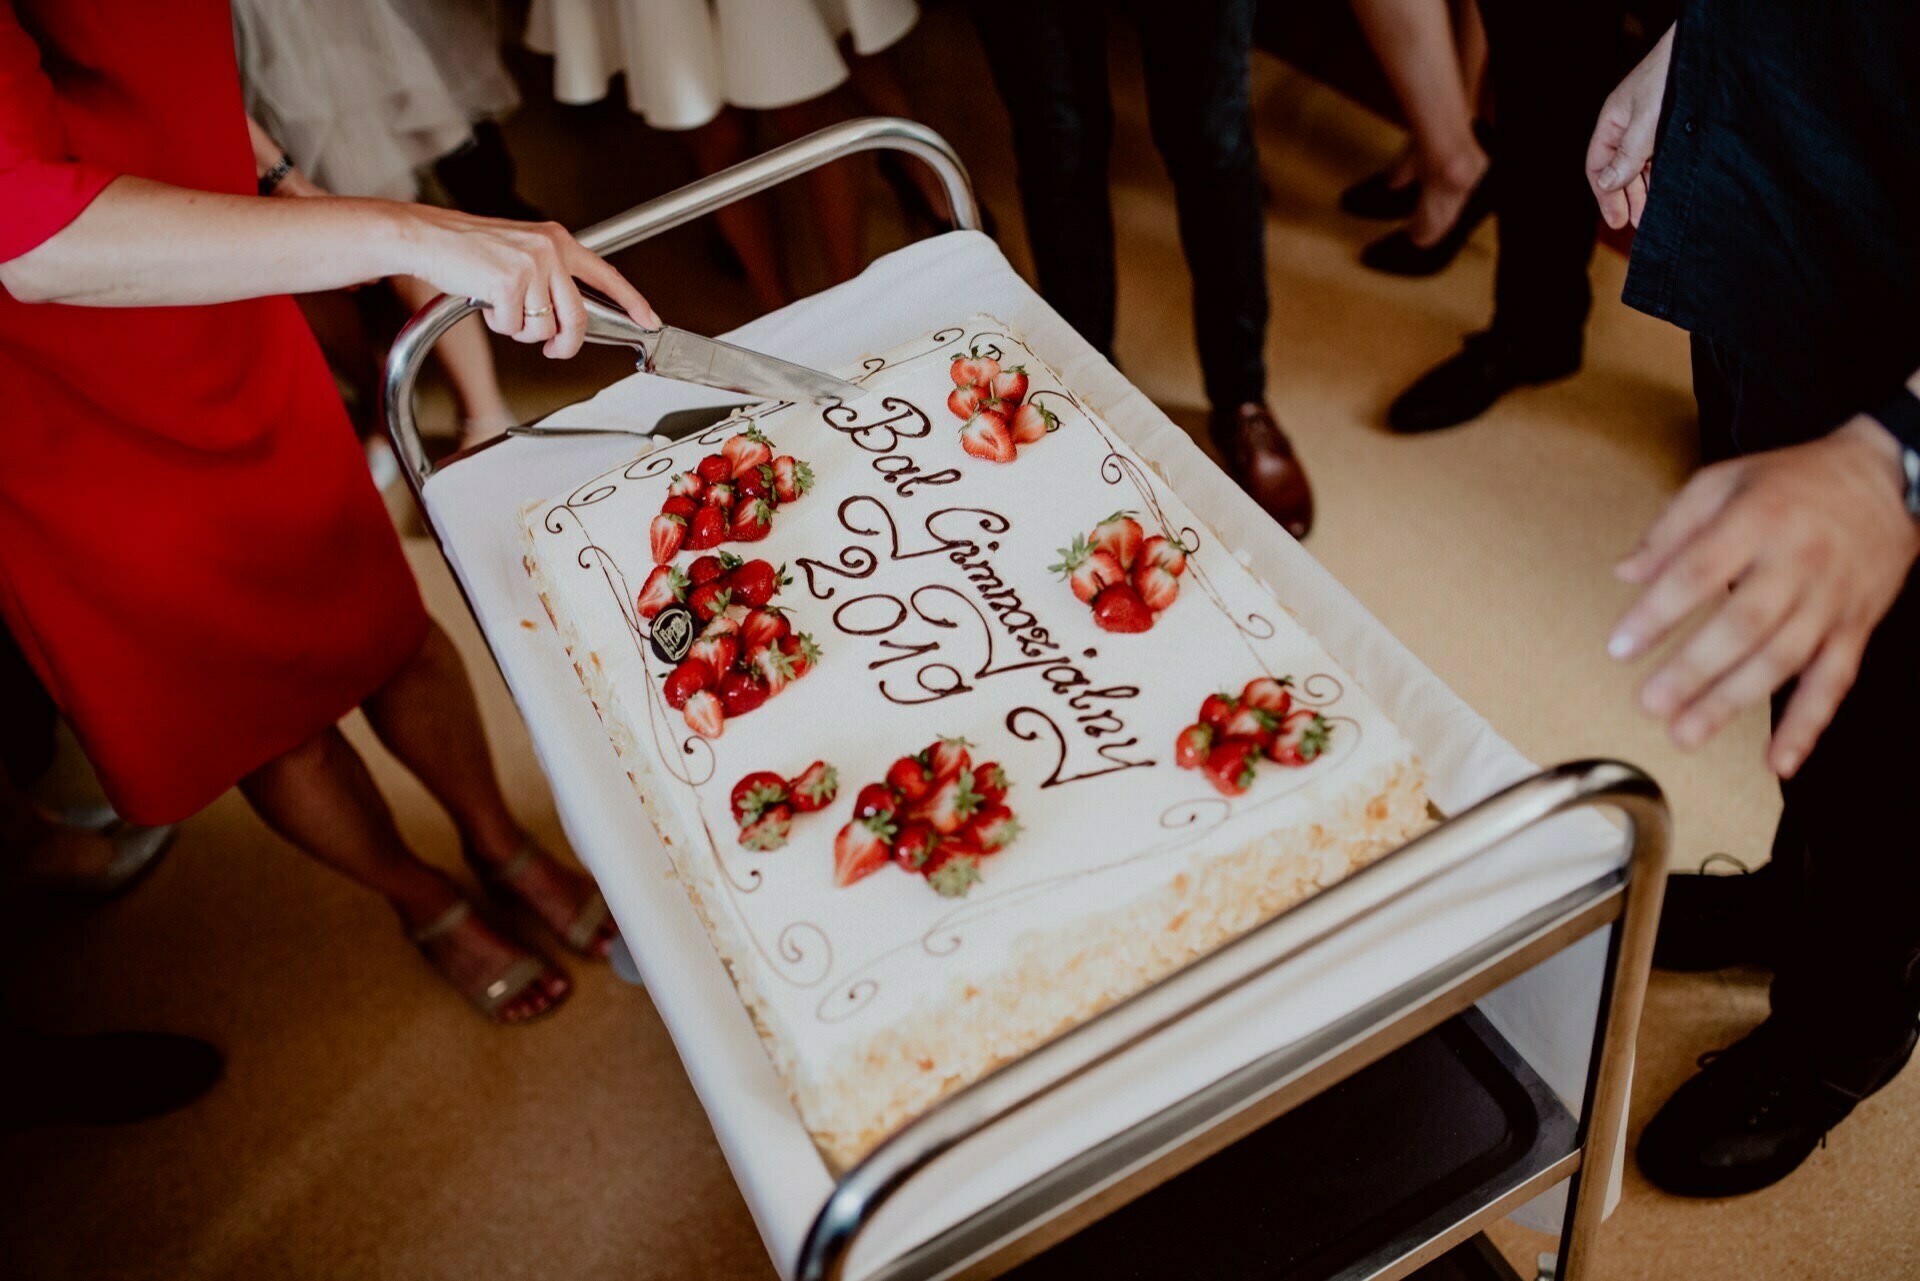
[420,231,1624,1277]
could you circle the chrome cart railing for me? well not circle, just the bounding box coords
[381,118,1668,1281]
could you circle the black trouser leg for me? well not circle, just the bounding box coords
[970,1,1117,359]
[1477,0,1622,361]
[0,622,56,788]
[1692,338,1920,1062]
[1132,0,1268,409]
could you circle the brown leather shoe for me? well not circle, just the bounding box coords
[1208,402,1314,539]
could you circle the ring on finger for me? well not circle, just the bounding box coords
[525,302,554,319]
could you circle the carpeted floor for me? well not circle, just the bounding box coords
[4,7,1916,1280]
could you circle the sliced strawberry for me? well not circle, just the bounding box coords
[1133,561,1180,612]
[741,606,790,649]
[1199,691,1239,731]
[687,582,733,622]
[687,634,738,676]
[730,771,790,825]
[696,454,731,484]
[683,689,724,739]
[950,349,1000,389]
[636,564,688,620]
[649,512,686,565]
[1223,703,1281,746]
[687,505,727,551]
[1240,677,1293,716]
[1267,711,1332,766]
[889,820,940,871]
[701,480,735,510]
[959,408,1017,463]
[739,804,792,852]
[662,494,699,522]
[988,365,1028,408]
[718,668,769,717]
[926,734,973,780]
[699,610,741,642]
[948,384,987,419]
[1008,401,1058,445]
[721,425,773,475]
[833,815,895,887]
[687,552,733,585]
[912,768,982,835]
[927,854,983,898]
[1174,723,1213,769]
[729,497,774,542]
[1202,739,1260,796]
[972,761,1009,805]
[1050,535,1123,604]
[885,755,933,804]
[968,803,1021,853]
[749,643,798,695]
[771,456,814,504]
[662,658,715,710]
[1091,582,1154,633]
[787,761,838,812]
[853,782,897,821]
[778,632,822,679]
[724,558,786,608]
[1139,533,1188,576]
[1090,511,1145,570]
[667,471,705,501]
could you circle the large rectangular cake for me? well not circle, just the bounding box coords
[522,316,1428,1169]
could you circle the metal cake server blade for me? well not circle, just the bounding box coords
[579,293,862,405]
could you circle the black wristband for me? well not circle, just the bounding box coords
[1867,385,1920,519]
[256,153,293,196]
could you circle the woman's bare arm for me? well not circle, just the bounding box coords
[0,176,657,357]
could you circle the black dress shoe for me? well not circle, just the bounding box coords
[1654,855,1780,971]
[1,1031,223,1132]
[1339,169,1419,221]
[1637,1017,1917,1198]
[1388,331,1581,434]
[1359,174,1493,278]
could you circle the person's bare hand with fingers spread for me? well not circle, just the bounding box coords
[1607,415,1920,777]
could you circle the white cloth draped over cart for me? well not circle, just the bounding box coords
[232,0,520,200]
[523,0,919,129]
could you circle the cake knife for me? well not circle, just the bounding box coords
[577,290,863,405]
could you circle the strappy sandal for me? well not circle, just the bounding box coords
[410,899,569,1023]
[472,843,616,960]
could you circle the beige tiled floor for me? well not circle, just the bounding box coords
[5,9,1917,1280]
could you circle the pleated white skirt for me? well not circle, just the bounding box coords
[523,0,919,130]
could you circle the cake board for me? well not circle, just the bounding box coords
[382,120,1665,1281]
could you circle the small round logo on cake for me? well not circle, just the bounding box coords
[649,604,697,663]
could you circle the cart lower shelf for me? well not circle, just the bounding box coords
[1004,1008,1569,1281]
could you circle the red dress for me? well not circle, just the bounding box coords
[0,1,430,823]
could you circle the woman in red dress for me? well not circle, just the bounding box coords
[0,0,657,1022]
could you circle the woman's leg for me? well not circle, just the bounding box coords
[684,110,792,312]
[1349,0,1489,245]
[359,622,616,958]
[844,51,951,216]
[770,95,864,287]
[239,726,568,1021]
[387,274,515,448]
[1451,0,1489,115]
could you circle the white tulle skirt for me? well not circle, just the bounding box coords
[233,0,521,200]
[523,0,919,130]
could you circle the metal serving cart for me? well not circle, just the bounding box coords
[381,118,1670,1281]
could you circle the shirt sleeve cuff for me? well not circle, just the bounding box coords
[0,158,119,265]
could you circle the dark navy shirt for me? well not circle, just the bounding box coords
[1621,0,1920,438]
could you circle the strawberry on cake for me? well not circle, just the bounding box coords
[522,316,1429,1169]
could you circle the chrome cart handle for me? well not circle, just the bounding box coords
[796,759,1670,1281]
[380,116,979,512]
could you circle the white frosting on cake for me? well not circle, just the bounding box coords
[523,316,1428,1167]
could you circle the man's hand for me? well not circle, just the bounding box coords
[1609,418,1920,777]
[1586,24,1674,230]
